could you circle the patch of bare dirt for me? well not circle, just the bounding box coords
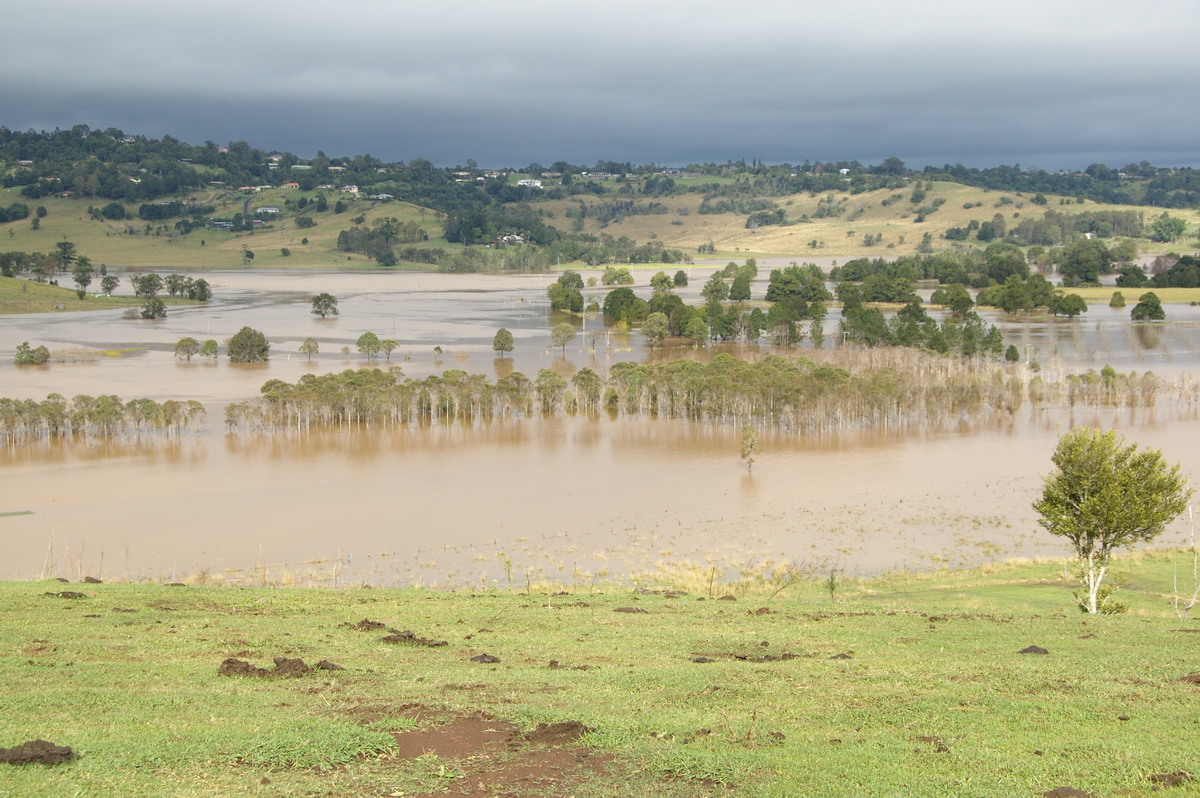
[386,711,608,798]
[0,739,74,766]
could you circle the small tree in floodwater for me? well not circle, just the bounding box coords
[741,425,761,472]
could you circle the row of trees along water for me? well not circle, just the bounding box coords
[219,350,1200,437]
[0,395,206,447]
[6,355,1199,449]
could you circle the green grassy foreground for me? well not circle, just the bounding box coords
[2,554,1199,797]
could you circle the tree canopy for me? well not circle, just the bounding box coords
[311,293,339,318]
[1034,427,1192,614]
[227,327,270,362]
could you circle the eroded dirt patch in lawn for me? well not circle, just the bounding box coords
[368,706,608,798]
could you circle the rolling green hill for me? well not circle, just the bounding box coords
[3,180,1197,273]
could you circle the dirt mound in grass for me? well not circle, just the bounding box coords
[381,630,448,647]
[219,656,333,677]
[523,721,594,745]
[0,739,74,766]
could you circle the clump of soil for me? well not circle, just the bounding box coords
[1019,645,1050,655]
[349,619,388,631]
[470,653,501,664]
[634,588,687,598]
[613,607,647,614]
[380,630,447,647]
[523,721,594,745]
[43,591,87,599]
[218,656,321,678]
[1150,770,1195,787]
[1180,672,1200,684]
[0,739,74,766]
[916,735,950,753]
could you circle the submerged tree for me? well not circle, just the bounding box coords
[550,322,576,354]
[741,425,761,472]
[227,327,270,362]
[140,297,167,319]
[14,342,50,366]
[175,337,200,361]
[356,332,382,359]
[300,337,319,361]
[493,328,514,357]
[1131,292,1166,321]
[1034,427,1192,614]
[311,293,339,318]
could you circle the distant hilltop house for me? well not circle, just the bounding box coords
[255,206,281,215]
[516,179,542,188]
[291,164,312,171]
[282,182,300,189]
[339,185,359,194]
[17,159,33,166]
[839,168,851,175]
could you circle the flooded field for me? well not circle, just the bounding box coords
[2,267,1199,586]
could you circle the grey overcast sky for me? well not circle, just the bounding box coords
[5,1,1199,170]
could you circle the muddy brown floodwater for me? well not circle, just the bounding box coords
[2,268,1199,586]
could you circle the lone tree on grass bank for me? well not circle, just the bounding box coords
[227,327,270,362]
[1034,427,1192,614]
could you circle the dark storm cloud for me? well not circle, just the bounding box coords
[5,0,1200,169]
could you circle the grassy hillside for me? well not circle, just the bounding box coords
[534,181,1200,261]
[3,181,1198,272]
[0,186,451,271]
[2,552,1199,797]
[0,275,144,314]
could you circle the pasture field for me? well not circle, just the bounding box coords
[3,552,1199,797]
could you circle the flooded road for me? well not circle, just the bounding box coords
[2,268,1199,585]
